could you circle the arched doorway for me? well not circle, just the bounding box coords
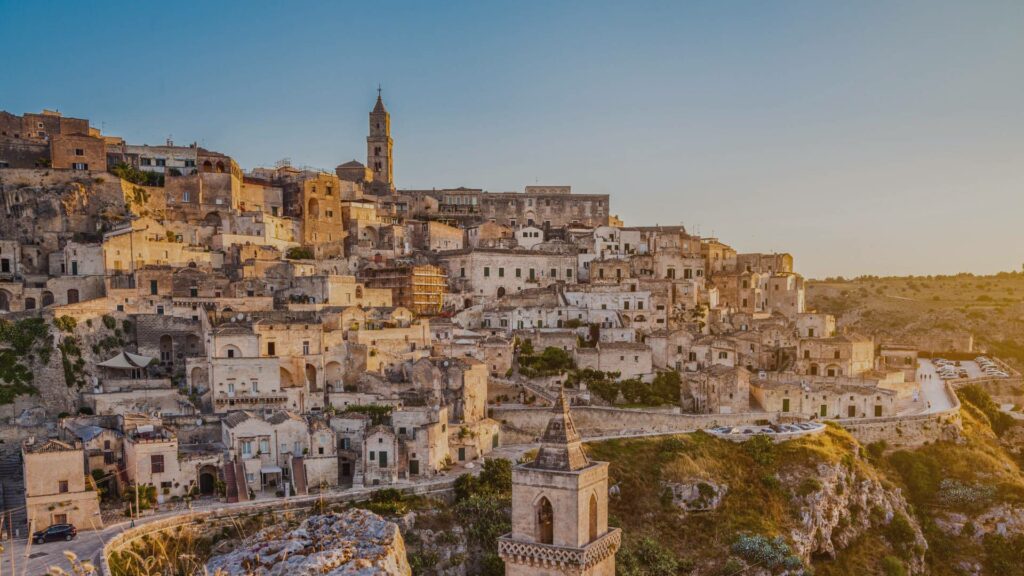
[159,334,173,365]
[810,364,819,376]
[41,291,54,307]
[66,288,79,304]
[497,286,506,298]
[186,334,201,356]
[24,297,36,310]
[307,198,320,218]
[536,497,554,544]
[326,361,343,391]
[305,364,318,393]
[0,290,10,311]
[198,465,218,495]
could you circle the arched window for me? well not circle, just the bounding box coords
[537,497,554,544]
[589,494,598,542]
[66,288,79,304]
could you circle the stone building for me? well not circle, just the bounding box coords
[122,423,185,499]
[682,365,751,414]
[441,248,577,301]
[22,438,103,533]
[479,186,610,228]
[878,344,918,383]
[575,342,653,380]
[498,391,620,575]
[749,373,898,419]
[796,334,874,377]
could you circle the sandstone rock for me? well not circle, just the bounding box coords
[207,509,411,575]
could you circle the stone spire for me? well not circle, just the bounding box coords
[528,387,590,471]
[373,86,388,114]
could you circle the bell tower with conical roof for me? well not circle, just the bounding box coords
[498,389,621,575]
[366,87,394,194]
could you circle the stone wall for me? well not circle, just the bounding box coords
[491,405,777,440]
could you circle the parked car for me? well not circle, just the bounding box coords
[33,523,76,544]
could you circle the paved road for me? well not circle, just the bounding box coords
[913,359,964,415]
[11,426,707,576]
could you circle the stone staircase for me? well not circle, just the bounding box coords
[223,459,249,503]
[0,448,27,538]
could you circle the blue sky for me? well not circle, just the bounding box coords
[2,0,1022,278]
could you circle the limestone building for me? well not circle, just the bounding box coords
[498,390,620,575]
[22,438,102,532]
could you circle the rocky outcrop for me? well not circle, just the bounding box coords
[206,509,412,576]
[785,461,927,574]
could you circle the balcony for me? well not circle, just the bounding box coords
[498,529,621,571]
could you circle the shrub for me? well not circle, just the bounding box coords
[55,315,77,333]
[744,434,775,466]
[957,385,1016,436]
[730,534,803,571]
[796,477,823,497]
[882,555,907,576]
[618,536,681,576]
[102,315,117,330]
[286,246,314,260]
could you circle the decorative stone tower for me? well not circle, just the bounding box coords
[366,88,394,193]
[498,390,621,575]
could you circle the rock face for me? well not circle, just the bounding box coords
[785,461,928,574]
[206,509,412,576]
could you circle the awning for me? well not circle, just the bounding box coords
[260,466,283,475]
[97,351,155,369]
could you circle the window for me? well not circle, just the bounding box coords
[58,480,69,493]
[834,350,840,359]
[155,158,166,167]
[484,267,490,277]
[369,451,376,461]
[141,158,152,166]
[267,342,276,356]
[156,305,164,315]
[260,439,270,453]
[150,280,159,295]
[550,268,557,278]
[72,162,87,170]
[74,148,84,156]
[566,268,573,278]
[241,441,253,456]
[303,341,310,355]
[227,348,235,358]
[498,267,504,278]
[515,268,521,278]
[151,454,165,474]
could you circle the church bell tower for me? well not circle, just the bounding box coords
[367,87,394,193]
[498,390,621,575]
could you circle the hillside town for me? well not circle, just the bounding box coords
[0,97,1020,576]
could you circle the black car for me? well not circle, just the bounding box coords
[33,523,77,543]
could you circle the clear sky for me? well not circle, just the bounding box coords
[2,0,1022,278]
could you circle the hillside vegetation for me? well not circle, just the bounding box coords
[586,387,1024,575]
[808,272,1024,369]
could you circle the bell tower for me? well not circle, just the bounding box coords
[367,87,394,193]
[498,390,621,575]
